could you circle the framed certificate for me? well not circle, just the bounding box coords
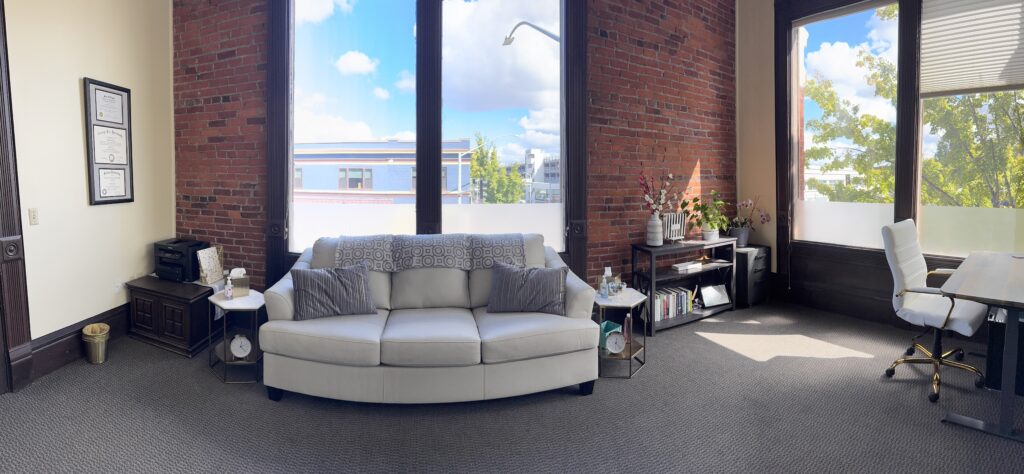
[84,78,133,205]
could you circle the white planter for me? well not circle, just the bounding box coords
[701,224,719,241]
[646,213,664,246]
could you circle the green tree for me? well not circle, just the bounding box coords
[469,132,525,204]
[804,5,1021,209]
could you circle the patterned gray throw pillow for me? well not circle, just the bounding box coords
[487,262,568,316]
[291,263,377,320]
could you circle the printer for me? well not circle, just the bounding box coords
[154,238,209,282]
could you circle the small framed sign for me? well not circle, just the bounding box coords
[84,78,133,205]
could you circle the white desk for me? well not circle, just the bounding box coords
[940,251,1024,442]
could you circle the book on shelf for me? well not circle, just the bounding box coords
[652,286,696,322]
[671,261,703,274]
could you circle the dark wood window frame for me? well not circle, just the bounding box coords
[266,0,588,283]
[774,0,964,322]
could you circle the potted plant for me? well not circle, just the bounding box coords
[730,196,772,247]
[689,190,729,240]
[638,172,683,246]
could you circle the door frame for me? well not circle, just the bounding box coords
[0,0,32,394]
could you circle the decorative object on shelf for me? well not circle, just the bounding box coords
[689,191,730,240]
[228,267,250,297]
[196,246,223,285]
[661,211,690,241]
[594,287,648,378]
[730,196,772,248]
[229,333,253,360]
[638,172,687,246]
[699,284,731,307]
[83,78,133,205]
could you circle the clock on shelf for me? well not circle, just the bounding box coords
[229,333,253,360]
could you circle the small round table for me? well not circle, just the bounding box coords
[594,287,648,378]
[207,289,265,384]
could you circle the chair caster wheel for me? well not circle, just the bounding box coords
[955,351,965,361]
[905,347,915,356]
[928,393,939,403]
[884,368,895,378]
[975,376,986,388]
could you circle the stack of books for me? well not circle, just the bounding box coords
[671,261,702,274]
[653,287,695,322]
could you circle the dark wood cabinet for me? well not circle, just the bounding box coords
[125,276,213,357]
[736,245,771,308]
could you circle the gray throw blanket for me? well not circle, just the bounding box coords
[334,233,525,272]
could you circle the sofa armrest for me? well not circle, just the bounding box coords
[265,248,313,321]
[544,246,596,319]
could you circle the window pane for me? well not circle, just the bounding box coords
[440,0,565,251]
[290,0,417,252]
[792,4,898,248]
[918,90,1024,256]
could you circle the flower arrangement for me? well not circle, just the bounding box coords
[732,196,772,231]
[638,172,684,216]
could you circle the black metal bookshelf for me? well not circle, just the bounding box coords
[631,238,737,336]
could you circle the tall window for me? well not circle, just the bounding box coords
[791,4,898,248]
[916,0,1024,256]
[439,0,564,250]
[289,0,565,251]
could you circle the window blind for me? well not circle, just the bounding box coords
[921,0,1024,97]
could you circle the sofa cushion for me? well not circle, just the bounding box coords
[469,234,545,307]
[291,264,377,320]
[381,308,480,366]
[259,309,389,366]
[309,236,391,309]
[473,307,599,364]
[390,268,470,309]
[487,263,567,315]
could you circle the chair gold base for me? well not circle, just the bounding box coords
[884,334,985,403]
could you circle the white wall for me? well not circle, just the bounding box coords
[6,0,174,339]
[735,0,778,271]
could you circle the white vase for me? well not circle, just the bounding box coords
[646,213,664,246]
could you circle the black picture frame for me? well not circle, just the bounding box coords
[83,77,134,205]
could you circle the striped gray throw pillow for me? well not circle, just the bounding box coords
[291,263,377,320]
[487,262,568,316]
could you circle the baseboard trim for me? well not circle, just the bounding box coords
[26,304,129,385]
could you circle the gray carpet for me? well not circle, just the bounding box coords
[1,303,1023,473]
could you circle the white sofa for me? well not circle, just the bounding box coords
[259,234,598,404]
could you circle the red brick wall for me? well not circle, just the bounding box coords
[586,0,737,283]
[173,0,269,288]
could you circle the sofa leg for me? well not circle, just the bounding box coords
[579,380,595,396]
[267,386,284,402]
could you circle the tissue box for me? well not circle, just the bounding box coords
[231,276,250,297]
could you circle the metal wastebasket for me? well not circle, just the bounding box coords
[82,323,110,364]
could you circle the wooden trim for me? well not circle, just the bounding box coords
[29,304,128,382]
[773,1,793,279]
[416,0,442,235]
[265,0,292,284]
[562,0,587,277]
[0,0,29,395]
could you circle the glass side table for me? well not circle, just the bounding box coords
[208,290,265,384]
[594,287,648,378]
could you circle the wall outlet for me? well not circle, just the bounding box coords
[27,208,39,225]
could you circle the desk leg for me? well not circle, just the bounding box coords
[942,308,1023,442]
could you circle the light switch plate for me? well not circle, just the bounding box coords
[27,208,39,225]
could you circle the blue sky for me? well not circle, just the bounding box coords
[294,0,562,164]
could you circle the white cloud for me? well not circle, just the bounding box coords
[440,0,560,112]
[518,107,560,133]
[389,131,416,141]
[395,70,416,92]
[295,0,355,25]
[294,88,373,143]
[373,87,390,100]
[335,51,379,75]
[803,11,899,123]
[521,130,560,149]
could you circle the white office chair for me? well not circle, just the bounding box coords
[881,219,986,402]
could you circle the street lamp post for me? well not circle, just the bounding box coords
[502,21,561,45]
[457,143,484,205]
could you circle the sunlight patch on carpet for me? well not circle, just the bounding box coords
[696,333,874,362]
[703,317,761,325]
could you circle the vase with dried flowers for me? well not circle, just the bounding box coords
[729,196,772,247]
[638,172,684,246]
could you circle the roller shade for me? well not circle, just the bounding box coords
[921,0,1024,97]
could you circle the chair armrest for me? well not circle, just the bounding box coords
[544,246,596,319]
[903,286,942,295]
[264,248,313,322]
